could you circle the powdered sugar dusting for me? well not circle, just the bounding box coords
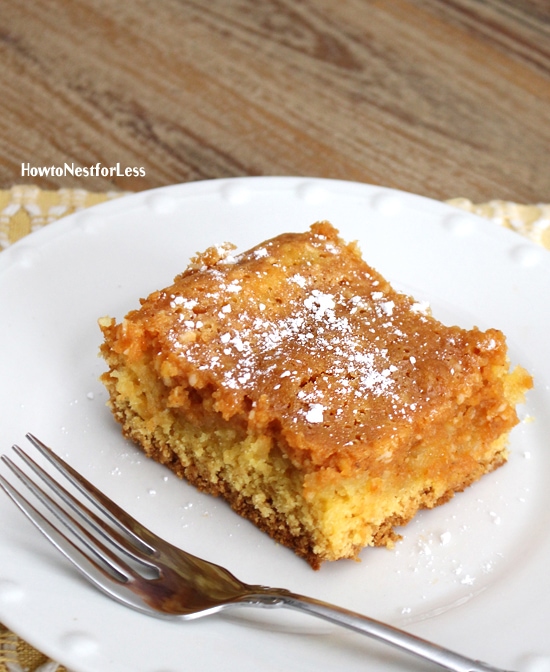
[304,403,325,424]
[290,273,307,288]
[160,228,466,439]
[411,301,430,315]
[303,290,336,320]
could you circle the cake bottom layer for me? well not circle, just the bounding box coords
[102,364,517,569]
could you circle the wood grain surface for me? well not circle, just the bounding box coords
[1,0,549,202]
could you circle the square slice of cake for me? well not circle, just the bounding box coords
[99,222,532,569]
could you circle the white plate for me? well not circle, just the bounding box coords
[0,177,549,672]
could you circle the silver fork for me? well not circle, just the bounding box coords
[0,434,515,672]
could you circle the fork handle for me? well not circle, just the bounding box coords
[245,588,514,672]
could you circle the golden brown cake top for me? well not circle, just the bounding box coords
[104,222,517,474]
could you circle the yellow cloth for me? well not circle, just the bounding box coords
[446,197,550,250]
[0,186,548,252]
[0,186,548,671]
[0,185,126,250]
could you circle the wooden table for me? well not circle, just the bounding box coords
[1,0,549,203]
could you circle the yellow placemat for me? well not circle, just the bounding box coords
[1,622,60,672]
[447,197,550,249]
[0,186,549,252]
[0,186,548,672]
[0,185,127,250]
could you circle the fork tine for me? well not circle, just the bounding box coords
[9,444,159,571]
[0,466,161,617]
[23,438,259,600]
[0,464,129,586]
[1,453,142,583]
[25,433,158,554]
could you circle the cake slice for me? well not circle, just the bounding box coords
[99,221,532,569]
